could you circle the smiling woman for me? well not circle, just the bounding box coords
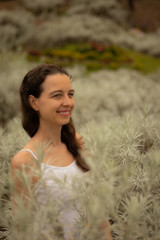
[10,63,90,239]
[16,64,88,170]
[10,63,112,240]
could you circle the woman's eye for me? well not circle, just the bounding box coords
[68,92,74,97]
[52,94,62,98]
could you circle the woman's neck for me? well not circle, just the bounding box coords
[32,123,62,147]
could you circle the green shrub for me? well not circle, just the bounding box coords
[27,43,160,73]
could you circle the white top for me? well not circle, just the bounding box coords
[19,148,84,240]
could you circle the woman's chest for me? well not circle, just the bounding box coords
[35,162,84,207]
[42,144,75,167]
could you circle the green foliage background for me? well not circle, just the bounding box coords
[0,0,160,239]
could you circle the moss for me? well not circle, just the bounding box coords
[85,61,105,71]
[125,48,160,74]
[26,43,160,73]
[26,54,40,62]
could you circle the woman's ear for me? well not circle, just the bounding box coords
[28,95,39,111]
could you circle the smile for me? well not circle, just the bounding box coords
[57,110,70,116]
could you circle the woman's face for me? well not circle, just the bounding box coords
[32,73,75,127]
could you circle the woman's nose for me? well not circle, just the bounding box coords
[62,96,72,106]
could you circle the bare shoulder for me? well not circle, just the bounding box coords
[11,150,39,197]
[11,150,35,171]
[76,132,85,151]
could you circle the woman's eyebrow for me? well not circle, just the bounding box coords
[49,89,75,96]
[49,90,63,96]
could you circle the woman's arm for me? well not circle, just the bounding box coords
[99,220,113,240]
[10,152,39,206]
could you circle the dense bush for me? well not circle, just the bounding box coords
[19,0,128,27]
[0,2,160,56]
[24,13,160,56]
[19,0,66,15]
[68,0,129,28]
[0,10,34,50]
[0,110,160,239]
[71,67,160,127]
[0,52,36,124]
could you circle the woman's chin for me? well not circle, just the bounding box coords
[58,117,71,126]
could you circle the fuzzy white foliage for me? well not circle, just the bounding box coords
[0,2,160,55]
[20,0,65,13]
[26,13,160,56]
[0,117,29,169]
[0,52,36,122]
[0,10,34,50]
[68,0,128,27]
[20,0,128,28]
[28,14,95,48]
[1,111,160,239]
[148,68,160,82]
[131,30,160,56]
[27,14,123,47]
[70,67,160,127]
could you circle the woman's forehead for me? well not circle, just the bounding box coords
[41,73,72,92]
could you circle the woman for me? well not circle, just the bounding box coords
[11,64,112,240]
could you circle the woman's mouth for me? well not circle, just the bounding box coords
[57,110,70,116]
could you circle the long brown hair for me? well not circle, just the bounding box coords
[20,63,89,171]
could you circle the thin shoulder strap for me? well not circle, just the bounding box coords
[19,149,38,160]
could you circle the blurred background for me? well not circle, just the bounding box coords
[0,2,160,239]
[0,0,160,128]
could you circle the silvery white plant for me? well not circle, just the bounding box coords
[20,0,65,14]
[71,68,160,127]
[0,10,34,51]
[1,109,160,239]
[0,52,36,123]
[0,1,160,55]
[68,0,129,28]
[24,12,160,56]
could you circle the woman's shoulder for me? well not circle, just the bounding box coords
[11,148,40,187]
[76,132,85,151]
[11,147,36,170]
[76,132,81,140]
